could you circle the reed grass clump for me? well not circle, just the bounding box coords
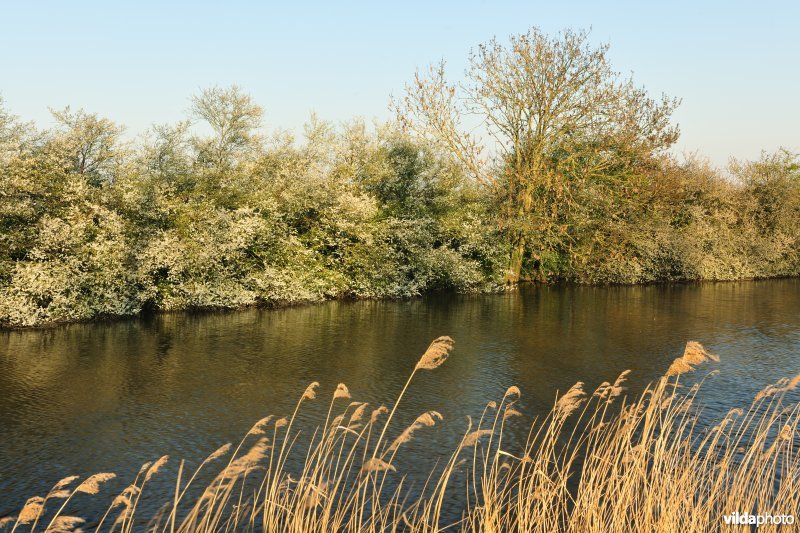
[3,339,799,532]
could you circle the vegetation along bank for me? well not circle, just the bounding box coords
[1,28,798,327]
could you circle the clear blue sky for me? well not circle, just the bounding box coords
[1,0,797,166]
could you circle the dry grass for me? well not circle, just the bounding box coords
[3,339,799,532]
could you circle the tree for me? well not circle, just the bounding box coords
[187,86,264,208]
[190,85,264,171]
[397,28,680,282]
[50,107,124,185]
[732,149,800,235]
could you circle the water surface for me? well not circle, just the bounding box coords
[1,280,799,519]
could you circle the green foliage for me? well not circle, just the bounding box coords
[1,180,141,326]
[565,153,800,284]
[0,94,501,326]
[398,28,680,282]
[0,85,797,327]
[398,27,798,286]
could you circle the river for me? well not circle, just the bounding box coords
[1,279,799,521]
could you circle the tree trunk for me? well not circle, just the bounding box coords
[505,235,526,284]
[503,180,535,284]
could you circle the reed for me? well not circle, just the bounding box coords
[3,339,799,532]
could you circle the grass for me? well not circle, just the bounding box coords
[2,337,799,532]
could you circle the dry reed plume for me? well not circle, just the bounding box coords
[2,340,799,532]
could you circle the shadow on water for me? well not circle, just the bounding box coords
[1,279,799,520]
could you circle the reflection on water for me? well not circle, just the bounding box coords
[1,280,799,518]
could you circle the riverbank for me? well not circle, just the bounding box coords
[4,275,800,331]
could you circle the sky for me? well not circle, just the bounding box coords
[1,0,798,167]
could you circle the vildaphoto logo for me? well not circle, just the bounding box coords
[723,512,795,527]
